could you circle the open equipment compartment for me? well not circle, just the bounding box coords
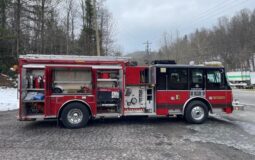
[96,68,122,113]
[20,65,45,118]
[51,67,92,94]
[124,66,155,115]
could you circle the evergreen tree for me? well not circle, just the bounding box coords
[79,0,96,55]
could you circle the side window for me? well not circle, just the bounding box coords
[167,68,188,90]
[190,69,204,89]
[140,68,149,83]
[156,67,167,90]
[156,68,188,90]
[206,69,225,90]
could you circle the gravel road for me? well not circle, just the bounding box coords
[0,109,255,160]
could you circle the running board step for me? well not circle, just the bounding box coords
[95,113,121,118]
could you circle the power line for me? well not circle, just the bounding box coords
[179,0,235,32]
[181,0,250,34]
[192,0,236,22]
[192,0,249,25]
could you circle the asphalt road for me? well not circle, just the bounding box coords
[0,89,254,160]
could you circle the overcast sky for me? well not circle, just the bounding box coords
[105,0,255,54]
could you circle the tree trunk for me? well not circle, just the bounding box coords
[252,54,255,71]
[41,0,45,54]
[1,0,6,30]
[16,0,21,58]
[66,10,70,55]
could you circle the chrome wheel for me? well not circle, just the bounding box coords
[67,108,83,125]
[191,106,205,121]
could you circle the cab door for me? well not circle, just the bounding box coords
[205,68,228,110]
[155,67,189,115]
[189,68,205,98]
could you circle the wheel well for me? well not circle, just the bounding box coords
[183,98,212,114]
[58,101,92,120]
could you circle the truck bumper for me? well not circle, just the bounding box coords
[232,99,245,111]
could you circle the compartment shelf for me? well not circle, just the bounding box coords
[25,88,45,91]
[97,79,118,82]
[98,104,118,107]
[23,100,45,103]
[54,81,91,84]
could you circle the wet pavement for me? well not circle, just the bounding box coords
[0,109,254,160]
[0,89,254,160]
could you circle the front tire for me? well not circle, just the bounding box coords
[61,102,90,129]
[184,101,208,124]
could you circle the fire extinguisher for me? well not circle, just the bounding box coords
[34,76,40,88]
[29,75,34,88]
[34,76,43,88]
[38,76,43,88]
[42,75,45,88]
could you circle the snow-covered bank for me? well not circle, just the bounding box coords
[0,87,18,111]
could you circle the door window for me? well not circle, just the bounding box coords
[156,68,188,90]
[206,69,225,90]
[190,69,204,89]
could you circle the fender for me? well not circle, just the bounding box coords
[58,99,92,118]
[182,96,213,114]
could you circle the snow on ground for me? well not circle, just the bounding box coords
[0,87,18,111]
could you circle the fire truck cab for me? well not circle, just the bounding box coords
[18,55,234,128]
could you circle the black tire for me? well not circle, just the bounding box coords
[61,102,90,129]
[184,100,208,124]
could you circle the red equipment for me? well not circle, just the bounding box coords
[17,54,235,128]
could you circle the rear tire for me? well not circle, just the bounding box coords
[61,102,90,129]
[184,100,208,124]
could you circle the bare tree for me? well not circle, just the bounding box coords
[158,9,255,71]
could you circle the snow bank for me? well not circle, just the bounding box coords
[0,87,18,111]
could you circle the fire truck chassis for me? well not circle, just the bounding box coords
[18,55,234,128]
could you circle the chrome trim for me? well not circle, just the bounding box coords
[23,64,124,69]
[182,97,213,114]
[95,113,121,118]
[168,109,182,115]
[123,113,156,116]
[23,64,46,68]
[92,65,122,69]
[45,115,57,118]
[50,94,93,97]
[58,99,92,118]
[191,106,205,121]
[20,54,131,61]
[67,108,83,125]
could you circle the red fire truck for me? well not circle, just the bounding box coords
[18,55,234,128]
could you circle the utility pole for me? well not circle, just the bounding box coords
[143,41,152,64]
[93,0,101,56]
[143,41,151,55]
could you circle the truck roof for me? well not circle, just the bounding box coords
[153,64,224,69]
[19,54,131,61]
[19,54,131,66]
